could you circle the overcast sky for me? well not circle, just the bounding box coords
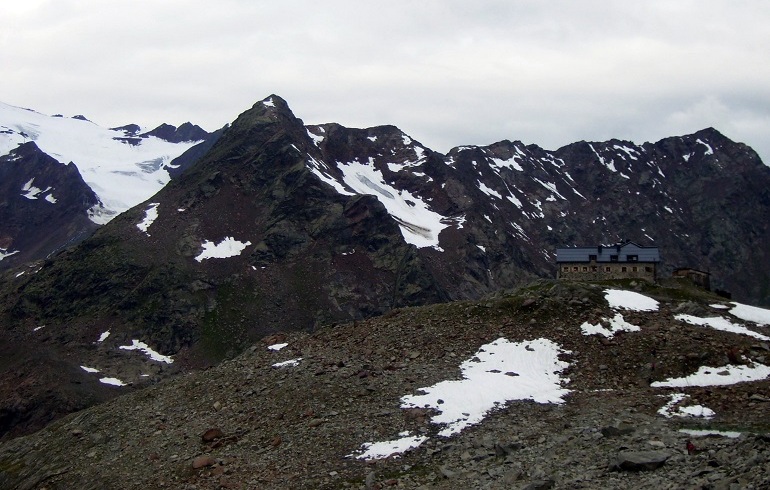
[2,1,769,163]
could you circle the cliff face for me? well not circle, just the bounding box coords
[0,142,100,269]
[1,95,769,439]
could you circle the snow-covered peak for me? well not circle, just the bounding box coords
[0,101,204,224]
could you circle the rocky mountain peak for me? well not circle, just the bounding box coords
[139,122,209,143]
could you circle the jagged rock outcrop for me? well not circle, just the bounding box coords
[139,122,210,143]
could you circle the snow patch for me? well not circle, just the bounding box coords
[80,366,100,373]
[533,178,565,200]
[613,144,639,160]
[267,343,288,351]
[136,202,160,236]
[0,248,20,261]
[580,313,640,338]
[99,377,126,387]
[604,289,659,311]
[489,156,524,172]
[351,434,429,460]
[21,178,52,200]
[728,302,770,326]
[195,237,252,262]
[307,128,324,146]
[658,393,714,419]
[477,181,502,199]
[97,331,110,342]
[306,155,354,196]
[401,337,570,438]
[351,337,570,460]
[696,138,714,155]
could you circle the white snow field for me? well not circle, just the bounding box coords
[0,101,202,223]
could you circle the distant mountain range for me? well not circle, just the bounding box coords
[0,95,768,439]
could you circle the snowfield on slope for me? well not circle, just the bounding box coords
[136,203,160,236]
[351,337,571,459]
[337,158,449,249]
[0,101,202,224]
[306,155,452,249]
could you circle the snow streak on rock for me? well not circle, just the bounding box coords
[118,340,174,364]
[675,314,770,341]
[314,157,450,249]
[657,393,715,419]
[651,363,770,388]
[580,313,640,338]
[136,203,160,236]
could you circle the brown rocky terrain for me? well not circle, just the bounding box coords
[1,279,769,489]
[2,94,770,459]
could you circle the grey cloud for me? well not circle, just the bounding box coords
[2,1,769,163]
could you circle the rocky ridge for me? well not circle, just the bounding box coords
[1,280,769,489]
[0,142,100,267]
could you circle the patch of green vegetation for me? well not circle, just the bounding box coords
[200,279,263,362]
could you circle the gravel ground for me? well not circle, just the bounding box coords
[1,281,769,489]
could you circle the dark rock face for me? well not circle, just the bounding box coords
[0,142,100,270]
[166,125,226,179]
[1,95,769,440]
[140,122,209,143]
